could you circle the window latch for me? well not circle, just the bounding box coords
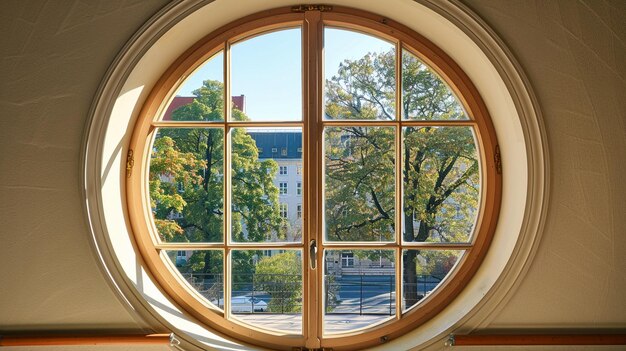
[309,239,317,269]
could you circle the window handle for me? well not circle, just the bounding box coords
[309,239,317,270]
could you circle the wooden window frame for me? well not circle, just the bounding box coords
[126,6,501,351]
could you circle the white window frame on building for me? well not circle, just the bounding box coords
[341,252,355,268]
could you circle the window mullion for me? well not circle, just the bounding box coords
[395,40,403,320]
[223,39,232,318]
[303,9,322,350]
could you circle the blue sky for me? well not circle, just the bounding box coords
[176,27,394,121]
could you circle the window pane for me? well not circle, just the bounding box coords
[150,128,224,243]
[324,126,395,242]
[324,250,396,334]
[166,250,224,310]
[231,250,302,334]
[231,128,303,243]
[402,250,464,311]
[402,127,479,243]
[402,50,468,120]
[324,28,396,120]
[231,28,302,121]
[161,51,224,122]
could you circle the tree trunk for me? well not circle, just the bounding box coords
[403,249,419,309]
[202,250,215,290]
[404,217,433,309]
[403,210,419,308]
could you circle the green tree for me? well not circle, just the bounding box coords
[324,50,479,308]
[150,80,285,280]
[255,252,302,313]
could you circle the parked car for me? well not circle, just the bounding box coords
[212,296,268,313]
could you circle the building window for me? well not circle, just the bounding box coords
[341,252,354,268]
[175,250,187,266]
[127,6,501,350]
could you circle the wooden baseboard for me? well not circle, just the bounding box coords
[0,334,170,347]
[453,334,626,346]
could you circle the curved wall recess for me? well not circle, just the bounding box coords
[82,1,548,350]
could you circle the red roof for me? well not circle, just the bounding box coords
[162,97,194,121]
[232,95,245,113]
[162,95,245,121]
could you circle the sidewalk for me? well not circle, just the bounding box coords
[234,313,393,334]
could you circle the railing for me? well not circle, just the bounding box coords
[178,271,443,315]
[325,274,395,315]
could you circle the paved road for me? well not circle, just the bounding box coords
[328,275,442,314]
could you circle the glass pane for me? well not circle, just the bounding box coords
[324,250,395,334]
[231,128,303,243]
[161,51,224,121]
[231,28,302,121]
[150,128,224,243]
[402,50,468,120]
[402,250,464,311]
[166,250,224,309]
[324,27,396,120]
[231,250,302,334]
[402,127,479,243]
[324,126,395,242]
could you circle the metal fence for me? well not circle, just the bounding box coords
[178,272,443,315]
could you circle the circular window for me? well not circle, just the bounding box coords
[127,6,501,349]
[126,6,500,350]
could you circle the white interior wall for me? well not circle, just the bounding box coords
[0,0,624,344]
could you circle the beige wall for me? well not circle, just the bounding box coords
[1,0,624,343]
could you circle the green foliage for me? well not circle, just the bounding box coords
[403,126,479,243]
[324,49,479,244]
[255,252,302,313]
[166,250,224,302]
[324,127,395,241]
[402,51,465,121]
[325,51,395,120]
[409,250,461,278]
[149,136,204,240]
[150,79,285,274]
[151,48,482,310]
[325,49,479,307]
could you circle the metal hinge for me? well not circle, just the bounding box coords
[291,4,333,12]
[494,145,502,174]
[126,149,134,178]
[444,334,456,347]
